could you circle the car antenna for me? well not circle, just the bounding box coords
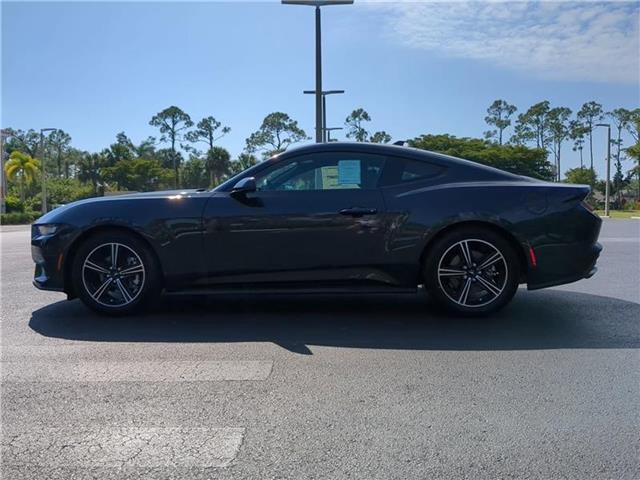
[393,140,408,146]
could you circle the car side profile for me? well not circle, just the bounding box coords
[31,142,602,316]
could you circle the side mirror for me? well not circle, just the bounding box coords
[231,177,257,195]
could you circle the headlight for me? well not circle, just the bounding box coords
[34,224,60,236]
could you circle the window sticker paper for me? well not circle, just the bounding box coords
[338,160,361,186]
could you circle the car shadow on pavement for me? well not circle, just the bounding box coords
[29,289,639,354]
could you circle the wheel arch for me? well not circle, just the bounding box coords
[63,225,164,297]
[419,220,529,283]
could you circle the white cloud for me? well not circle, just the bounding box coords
[364,1,639,84]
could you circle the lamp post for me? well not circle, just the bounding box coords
[282,0,353,143]
[39,128,56,214]
[304,89,345,142]
[595,123,611,217]
[0,128,11,214]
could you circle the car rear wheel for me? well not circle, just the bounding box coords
[72,231,160,315]
[424,227,520,315]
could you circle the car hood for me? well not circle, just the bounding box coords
[103,189,206,199]
[34,189,208,224]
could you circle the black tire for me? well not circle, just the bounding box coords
[424,226,520,316]
[72,230,161,315]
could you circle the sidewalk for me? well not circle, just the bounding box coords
[0,224,31,233]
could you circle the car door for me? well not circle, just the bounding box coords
[200,151,392,287]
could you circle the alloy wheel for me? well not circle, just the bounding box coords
[81,242,145,307]
[436,239,508,308]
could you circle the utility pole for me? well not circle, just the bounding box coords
[596,123,611,217]
[282,0,353,143]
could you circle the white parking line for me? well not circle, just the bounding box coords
[3,427,245,468]
[2,360,273,382]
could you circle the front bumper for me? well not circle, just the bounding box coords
[32,244,65,292]
[31,228,69,292]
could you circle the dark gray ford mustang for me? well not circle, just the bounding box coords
[32,142,602,315]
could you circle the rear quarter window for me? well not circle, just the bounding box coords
[382,157,445,186]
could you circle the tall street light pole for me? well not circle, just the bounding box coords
[0,128,11,214]
[39,128,56,214]
[595,123,611,218]
[304,89,344,142]
[282,0,354,143]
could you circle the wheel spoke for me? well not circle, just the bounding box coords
[478,252,502,271]
[116,279,133,303]
[119,264,144,277]
[476,275,502,297]
[91,277,113,300]
[458,277,473,305]
[111,243,119,268]
[459,240,473,267]
[84,260,110,274]
[438,268,466,277]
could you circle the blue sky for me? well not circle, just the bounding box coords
[2,1,639,177]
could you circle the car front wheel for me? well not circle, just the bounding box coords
[424,227,520,315]
[71,231,160,315]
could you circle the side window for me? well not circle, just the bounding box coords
[256,162,297,190]
[380,157,444,186]
[400,159,443,182]
[256,154,385,191]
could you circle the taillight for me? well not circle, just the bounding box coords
[528,246,537,268]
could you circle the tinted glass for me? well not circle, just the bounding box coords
[256,153,385,191]
[400,159,443,182]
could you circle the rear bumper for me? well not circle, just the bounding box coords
[527,241,602,290]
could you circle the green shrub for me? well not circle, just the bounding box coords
[629,200,640,211]
[1,211,40,225]
[45,178,95,204]
[4,195,24,213]
[25,193,41,213]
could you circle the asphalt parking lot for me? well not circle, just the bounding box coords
[1,220,639,479]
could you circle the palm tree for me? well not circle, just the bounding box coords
[77,152,105,195]
[5,151,40,203]
[205,146,231,187]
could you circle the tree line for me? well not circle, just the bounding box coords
[1,106,394,209]
[2,100,639,222]
[483,99,640,188]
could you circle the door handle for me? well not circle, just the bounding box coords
[339,207,378,217]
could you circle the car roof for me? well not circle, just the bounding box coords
[278,141,417,158]
[216,141,522,192]
[278,142,521,179]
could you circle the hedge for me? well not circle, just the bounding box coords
[1,211,40,225]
